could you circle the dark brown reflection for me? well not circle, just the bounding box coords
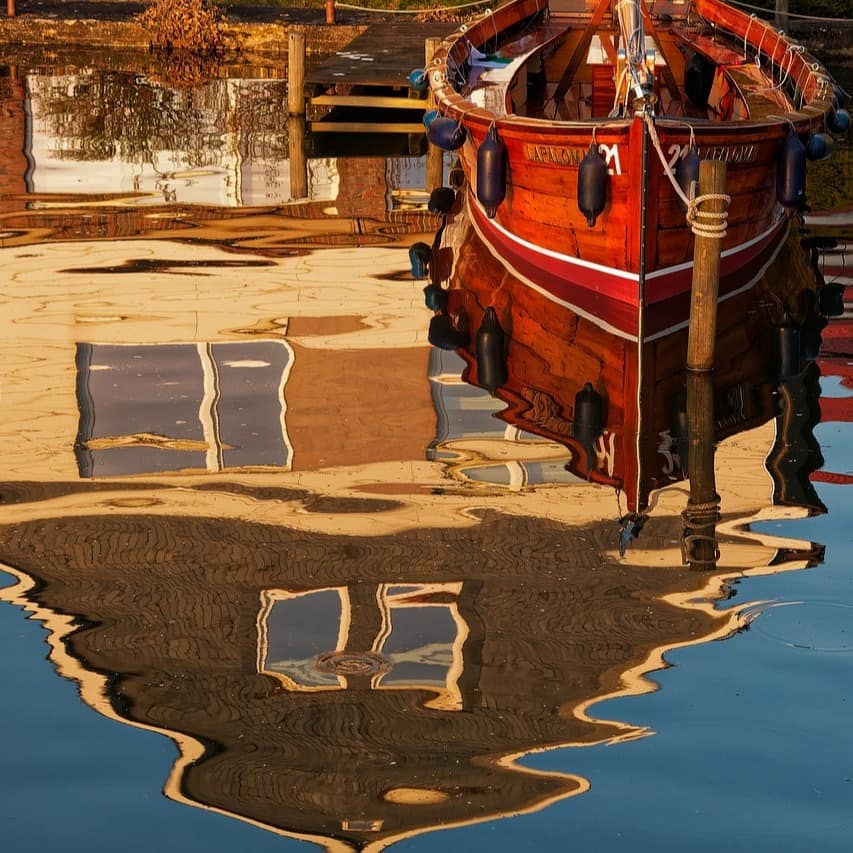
[434,200,831,521]
[0,508,737,849]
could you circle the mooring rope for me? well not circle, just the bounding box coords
[643,112,731,239]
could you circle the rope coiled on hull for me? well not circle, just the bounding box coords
[643,112,731,239]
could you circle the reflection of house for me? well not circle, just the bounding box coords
[75,340,294,476]
[260,583,468,710]
[429,348,585,489]
[0,181,831,849]
[72,337,437,478]
[0,509,731,850]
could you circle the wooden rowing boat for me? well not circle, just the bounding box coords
[423,0,845,341]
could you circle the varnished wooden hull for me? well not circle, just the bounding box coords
[429,0,837,340]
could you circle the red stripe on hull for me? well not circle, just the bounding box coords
[469,193,790,340]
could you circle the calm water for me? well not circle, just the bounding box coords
[0,48,851,852]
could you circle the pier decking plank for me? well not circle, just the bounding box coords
[306,22,458,89]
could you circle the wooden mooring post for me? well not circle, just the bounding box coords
[775,0,789,32]
[682,159,727,570]
[7,0,15,17]
[425,36,444,192]
[288,29,307,116]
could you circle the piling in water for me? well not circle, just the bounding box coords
[682,159,727,569]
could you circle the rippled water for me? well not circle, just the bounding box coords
[0,49,851,852]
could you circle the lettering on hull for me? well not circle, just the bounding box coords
[522,144,623,176]
[666,143,758,166]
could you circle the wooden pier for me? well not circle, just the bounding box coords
[305,22,457,134]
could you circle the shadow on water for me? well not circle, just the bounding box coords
[0,55,850,852]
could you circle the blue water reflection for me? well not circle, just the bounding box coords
[0,588,300,852]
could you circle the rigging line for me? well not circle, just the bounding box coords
[742,13,757,58]
[725,0,853,25]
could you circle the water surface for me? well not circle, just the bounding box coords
[1,52,851,852]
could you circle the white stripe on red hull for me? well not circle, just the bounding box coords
[468,194,790,341]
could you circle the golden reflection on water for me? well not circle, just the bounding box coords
[0,197,826,850]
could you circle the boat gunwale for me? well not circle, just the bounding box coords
[428,0,835,136]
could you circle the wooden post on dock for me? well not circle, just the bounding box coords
[425,36,444,192]
[775,0,789,32]
[288,29,307,116]
[288,116,308,200]
[682,159,727,570]
[325,0,336,25]
[7,0,15,17]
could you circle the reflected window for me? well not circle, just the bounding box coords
[258,583,467,709]
[262,588,347,689]
[377,591,458,689]
[75,340,293,477]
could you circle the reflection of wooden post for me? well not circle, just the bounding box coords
[425,37,444,192]
[682,160,727,569]
[682,372,719,569]
[288,116,308,200]
[288,29,306,116]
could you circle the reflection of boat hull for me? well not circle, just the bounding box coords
[442,200,823,511]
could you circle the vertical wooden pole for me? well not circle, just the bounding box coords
[682,159,727,569]
[288,116,308,200]
[424,37,441,110]
[287,29,306,117]
[686,160,727,375]
[775,0,789,32]
[325,0,336,25]
[425,37,443,193]
[7,0,15,17]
